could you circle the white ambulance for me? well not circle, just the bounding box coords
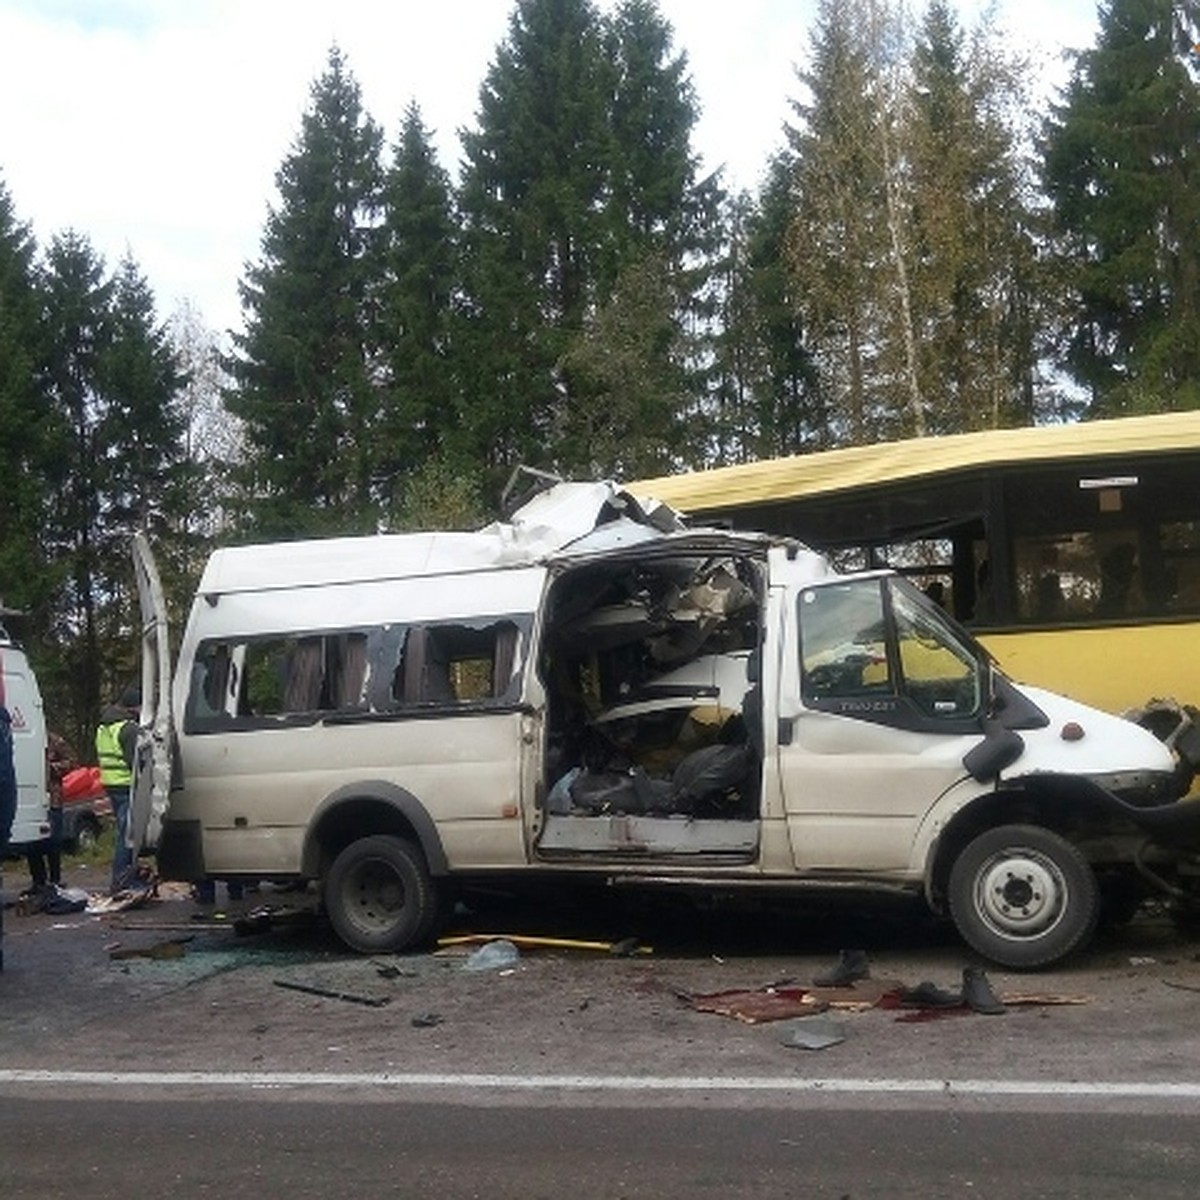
[130,480,1200,969]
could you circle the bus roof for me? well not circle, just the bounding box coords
[630,411,1200,515]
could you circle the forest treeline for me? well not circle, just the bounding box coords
[2,0,1199,749]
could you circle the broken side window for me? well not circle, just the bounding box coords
[185,618,527,732]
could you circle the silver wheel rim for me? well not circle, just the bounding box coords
[341,856,407,936]
[973,847,1068,940]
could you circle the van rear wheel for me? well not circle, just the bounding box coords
[948,823,1099,970]
[324,835,438,954]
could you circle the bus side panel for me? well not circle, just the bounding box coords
[980,623,1200,718]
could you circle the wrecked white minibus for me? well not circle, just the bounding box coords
[131,481,1200,969]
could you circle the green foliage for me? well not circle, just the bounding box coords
[786,0,889,444]
[555,252,691,478]
[393,456,488,532]
[0,177,52,625]
[227,46,385,538]
[905,0,1045,431]
[780,0,1047,442]
[712,167,823,463]
[1041,0,1200,414]
[374,102,462,519]
[456,0,715,484]
[35,235,188,746]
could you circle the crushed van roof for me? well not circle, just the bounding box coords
[198,481,687,594]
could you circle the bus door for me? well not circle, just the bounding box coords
[779,575,985,872]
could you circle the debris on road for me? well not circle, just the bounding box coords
[108,936,193,961]
[777,1015,847,1050]
[462,939,521,972]
[678,986,827,1024]
[438,932,651,956]
[680,968,1095,1026]
[273,978,392,1007]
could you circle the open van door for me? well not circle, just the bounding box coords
[130,531,173,853]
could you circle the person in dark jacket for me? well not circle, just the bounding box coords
[95,689,140,893]
[24,731,78,894]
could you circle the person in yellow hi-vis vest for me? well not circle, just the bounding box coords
[95,688,139,893]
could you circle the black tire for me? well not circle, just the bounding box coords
[324,835,438,954]
[948,823,1099,970]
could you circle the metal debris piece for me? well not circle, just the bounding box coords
[273,979,391,1007]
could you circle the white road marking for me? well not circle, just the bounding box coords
[2,1069,1200,1098]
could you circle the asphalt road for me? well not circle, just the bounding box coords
[3,1096,1200,1199]
[4,859,1200,1196]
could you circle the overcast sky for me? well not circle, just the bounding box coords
[0,0,1099,339]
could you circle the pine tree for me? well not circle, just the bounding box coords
[457,0,612,484]
[98,256,194,636]
[590,0,719,473]
[715,161,822,462]
[457,0,715,485]
[228,45,385,536]
[787,0,890,444]
[36,237,188,737]
[1041,0,1200,413]
[905,0,1043,432]
[0,177,50,623]
[375,101,464,520]
[37,232,116,733]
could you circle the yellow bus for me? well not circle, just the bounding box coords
[633,411,1200,720]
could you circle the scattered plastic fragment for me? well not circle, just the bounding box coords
[462,939,521,972]
[778,1015,846,1050]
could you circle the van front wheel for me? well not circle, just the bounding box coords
[948,824,1099,970]
[325,835,437,954]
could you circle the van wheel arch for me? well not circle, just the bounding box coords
[303,781,449,880]
[927,781,1110,909]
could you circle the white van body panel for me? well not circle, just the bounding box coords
[1,635,49,848]
[999,686,1176,779]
